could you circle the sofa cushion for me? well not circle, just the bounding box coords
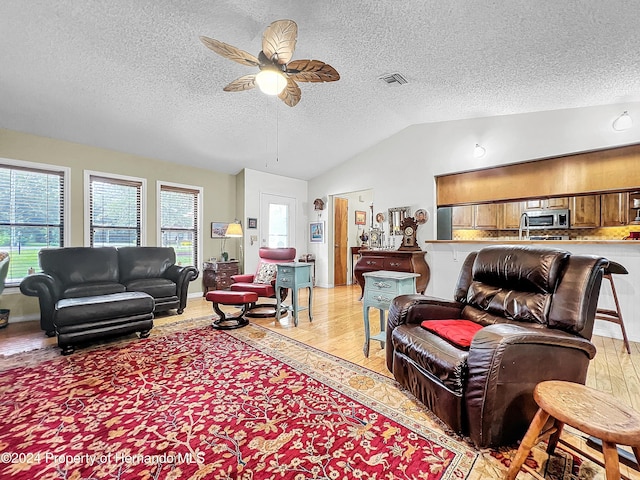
[123,278,176,298]
[391,324,469,395]
[117,247,175,282]
[40,247,120,288]
[230,282,275,297]
[420,319,483,349]
[64,282,126,298]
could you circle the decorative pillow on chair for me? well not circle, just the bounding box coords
[255,262,278,284]
[420,319,484,349]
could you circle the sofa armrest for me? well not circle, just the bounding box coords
[231,274,254,283]
[465,323,596,446]
[386,294,464,371]
[20,273,62,335]
[164,264,199,313]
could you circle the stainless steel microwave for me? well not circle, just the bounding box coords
[525,209,570,230]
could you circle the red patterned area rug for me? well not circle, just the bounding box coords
[0,319,604,479]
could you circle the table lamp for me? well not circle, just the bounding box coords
[221,221,243,261]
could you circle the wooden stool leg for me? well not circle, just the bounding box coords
[601,441,621,480]
[505,408,550,480]
[610,277,631,354]
[546,420,564,455]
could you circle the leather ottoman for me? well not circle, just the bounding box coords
[54,291,155,355]
[206,290,258,330]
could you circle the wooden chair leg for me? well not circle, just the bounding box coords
[505,408,550,480]
[601,441,621,480]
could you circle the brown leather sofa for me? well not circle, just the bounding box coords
[20,246,199,338]
[387,245,608,448]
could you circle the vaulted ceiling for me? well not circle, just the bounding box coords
[1,1,639,180]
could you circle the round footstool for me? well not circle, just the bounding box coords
[206,290,258,330]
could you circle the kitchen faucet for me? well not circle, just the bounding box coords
[518,212,530,240]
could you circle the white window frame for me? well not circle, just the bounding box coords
[83,170,147,247]
[157,180,203,268]
[0,157,70,287]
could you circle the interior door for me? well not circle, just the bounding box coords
[333,197,348,285]
[260,193,296,247]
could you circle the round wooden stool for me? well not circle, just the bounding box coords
[206,290,258,330]
[505,380,640,480]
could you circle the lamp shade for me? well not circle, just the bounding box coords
[225,222,243,237]
[255,69,287,95]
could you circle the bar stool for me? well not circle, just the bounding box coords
[595,260,631,354]
[505,380,640,480]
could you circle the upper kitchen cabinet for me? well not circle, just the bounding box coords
[500,201,524,229]
[601,192,629,226]
[474,204,499,229]
[569,195,600,228]
[451,205,474,229]
[525,197,569,210]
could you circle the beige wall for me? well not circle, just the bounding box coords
[0,128,239,321]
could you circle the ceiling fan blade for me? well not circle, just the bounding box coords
[278,77,301,107]
[286,60,340,82]
[199,36,260,67]
[223,74,257,92]
[262,20,297,65]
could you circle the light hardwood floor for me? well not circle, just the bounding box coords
[1,285,639,476]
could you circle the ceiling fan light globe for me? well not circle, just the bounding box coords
[255,70,287,95]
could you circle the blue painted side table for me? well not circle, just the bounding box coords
[275,262,313,327]
[362,270,419,357]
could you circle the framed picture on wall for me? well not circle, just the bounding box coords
[310,221,325,243]
[211,222,228,238]
[247,217,258,229]
[355,210,366,225]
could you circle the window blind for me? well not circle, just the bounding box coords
[160,185,199,267]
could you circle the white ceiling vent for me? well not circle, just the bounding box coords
[379,72,408,86]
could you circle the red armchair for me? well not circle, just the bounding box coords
[230,247,296,317]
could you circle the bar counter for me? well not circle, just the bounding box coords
[422,239,639,344]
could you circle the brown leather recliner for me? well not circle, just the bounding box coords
[387,245,608,448]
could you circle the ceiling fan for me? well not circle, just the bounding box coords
[200,19,340,107]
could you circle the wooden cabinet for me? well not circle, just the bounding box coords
[451,205,473,229]
[601,192,629,226]
[500,201,524,229]
[202,260,239,295]
[569,195,600,228]
[525,197,569,209]
[474,204,499,229]
[354,250,430,299]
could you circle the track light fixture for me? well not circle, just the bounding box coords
[473,143,486,158]
[613,111,633,131]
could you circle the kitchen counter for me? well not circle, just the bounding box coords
[422,240,640,344]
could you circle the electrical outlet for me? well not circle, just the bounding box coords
[250,235,258,245]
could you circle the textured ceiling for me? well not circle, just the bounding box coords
[1,1,639,180]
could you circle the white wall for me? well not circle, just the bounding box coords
[308,102,640,284]
[241,168,308,275]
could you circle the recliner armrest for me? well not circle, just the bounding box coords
[386,294,464,371]
[231,274,254,283]
[465,323,596,447]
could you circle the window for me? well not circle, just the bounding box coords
[85,172,146,247]
[158,182,201,267]
[0,159,69,286]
